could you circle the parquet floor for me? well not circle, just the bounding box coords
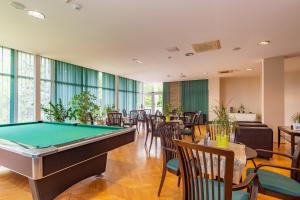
[0,126,293,200]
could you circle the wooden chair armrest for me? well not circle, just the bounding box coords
[232,173,258,191]
[255,149,293,159]
[163,147,177,153]
[255,163,300,173]
[232,173,259,200]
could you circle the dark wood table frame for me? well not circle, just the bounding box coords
[278,126,300,155]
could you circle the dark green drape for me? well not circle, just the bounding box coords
[102,72,115,107]
[163,82,170,110]
[181,79,208,116]
[55,61,99,106]
[118,76,139,112]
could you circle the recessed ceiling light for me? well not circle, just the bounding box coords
[232,47,241,51]
[257,40,270,46]
[203,72,208,75]
[246,68,253,71]
[185,52,194,57]
[72,3,82,10]
[27,10,45,20]
[132,58,143,64]
[10,1,25,10]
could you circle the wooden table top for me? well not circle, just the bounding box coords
[278,126,300,134]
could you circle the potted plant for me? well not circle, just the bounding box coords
[212,102,236,147]
[71,91,100,124]
[163,103,172,122]
[41,99,74,122]
[292,112,300,130]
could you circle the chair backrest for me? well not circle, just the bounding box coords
[149,115,165,137]
[122,109,127,117]
[144,109,152,115]
[291,140,300,182]
[183,112,196,123]
[155,110,163,116]
[107,112,122,126]
[159,122,182,164]
[174,140,234,200]
[129,110,138,124]
[137,110,147,121]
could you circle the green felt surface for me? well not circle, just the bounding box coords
[0,122,123,149]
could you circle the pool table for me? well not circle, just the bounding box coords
[0,121,135,200]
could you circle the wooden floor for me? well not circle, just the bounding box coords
[0,127,293,200]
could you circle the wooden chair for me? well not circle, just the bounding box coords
[137,110,147,133]
[148,115,165,152]
[247,140,300,199]
[182,112,196,129]
[123,110,138,129]
[181,113,200,142]
[174,140,259,200]
[157,122,182,196]
[122,109,127,117]
[155,110,163,116]
[107,112,122,126]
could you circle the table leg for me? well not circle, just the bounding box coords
[278,127,281,149]
[29,153,107,200]
[291,134,295,156]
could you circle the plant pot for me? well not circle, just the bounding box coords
[216,134,229,148]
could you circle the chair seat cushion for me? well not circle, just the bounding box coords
[166,158,179,172]
[195,179,249,200]
[181,129,192,135]
[247,168,300,197]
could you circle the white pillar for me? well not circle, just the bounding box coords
[262,56,284,142]
[208,77,220,121]
[115,76,119,110]
[35,55,41,121]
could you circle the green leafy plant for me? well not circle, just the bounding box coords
[41,99,74,122]
[71,91,100,124]
[212,101,236,135]
[163,103,172,116]
[292,112,300,123]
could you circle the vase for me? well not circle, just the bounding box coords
[165,115,170,122]
[216,133,229,148]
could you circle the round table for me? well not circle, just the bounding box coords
[245,146,257,167]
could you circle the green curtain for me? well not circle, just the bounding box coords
[118,77,139,112]
[102,72,115,107]
[163,82,170,110]
[82,68,98,97]
[181,79,208,116]
[55,61,83,106]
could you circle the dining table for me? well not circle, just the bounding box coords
[198,140,257,184]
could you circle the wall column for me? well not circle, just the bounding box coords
[262,56,284,142]
[115,76,119,110]
[208,77,220,121]
[35,55,41,121]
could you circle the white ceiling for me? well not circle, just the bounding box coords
[1,0,300,82]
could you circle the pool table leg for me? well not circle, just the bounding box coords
[29,153,108,200]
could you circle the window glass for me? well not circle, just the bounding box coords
[0,47,12,123]
[17,51,35,122]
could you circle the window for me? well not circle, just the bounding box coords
[143,83,163,113]
[0,47,12,124]
[102,72,115,107]
[40,57,54,119]
[17,51,35,122]
[118,77,142,112]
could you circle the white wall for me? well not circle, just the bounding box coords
[284,56,300,125]
[208,77,220,121]
[220,76,261,119]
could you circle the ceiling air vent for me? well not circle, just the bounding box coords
[193,40,221,53]
[218,69,238,74]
